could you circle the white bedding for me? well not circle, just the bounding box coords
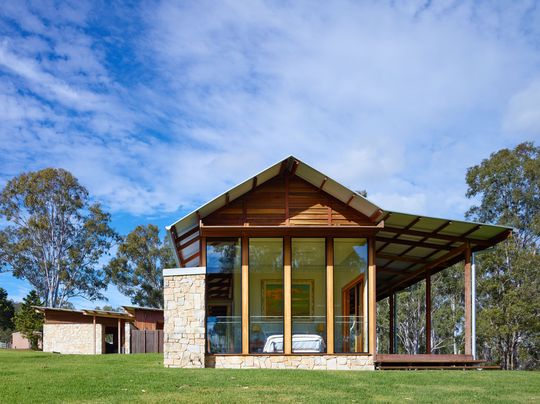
[263,334,326,353]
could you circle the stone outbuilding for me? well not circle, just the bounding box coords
[36,306,163,355]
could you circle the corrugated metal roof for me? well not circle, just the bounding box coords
[374,210,511,298]
[166,155,512,296]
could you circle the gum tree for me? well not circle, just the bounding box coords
[466,142,540,369]
[105,224,175,308]
[0,168,118,308]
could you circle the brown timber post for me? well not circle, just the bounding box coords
[118,318,122,354]
[241,236,249,354]
[284,236,292,354]
[425,270,432,354]
[368,237,377,356]
[326,237,334,354]
[200,237,206,267]
[389,292,395,354]
[464,243,472,356]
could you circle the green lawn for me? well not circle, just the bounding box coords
[0,350,538,403]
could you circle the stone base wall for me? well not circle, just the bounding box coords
[207,355,374,370]
[43,323,102,354]
[164,274,205,368]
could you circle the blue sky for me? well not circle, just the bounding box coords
[0,1,539,307]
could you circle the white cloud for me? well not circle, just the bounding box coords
[0,0,539,221]
[504,78,540,137]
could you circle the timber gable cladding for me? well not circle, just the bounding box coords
[204,174,375,227]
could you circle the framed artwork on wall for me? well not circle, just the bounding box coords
[262,279,313,317]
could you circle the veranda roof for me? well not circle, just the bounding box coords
[373,210,511,299]
[167,156,512,299]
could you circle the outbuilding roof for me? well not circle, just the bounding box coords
[33,306,161,320]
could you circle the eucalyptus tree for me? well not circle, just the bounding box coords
[0,168,118,308]
[105,224,176,308]
[466,142,540,370]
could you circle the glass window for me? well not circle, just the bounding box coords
[334,238,368,353]
[206,238,242,354]
[292,238,326,353]
[249,238,283,353]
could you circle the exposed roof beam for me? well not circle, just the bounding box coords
[178,225,200,242]
[179,235,200,250]
[378,243,468,299]
[382,226,491,246]
[398,223,482,274]
[184,251,200,265]
[201,224,384,237]
[375,236,452,251]
[377,216,422,253]
[377,252,426,264]
[392,221,452,272]
[377,267,406,275]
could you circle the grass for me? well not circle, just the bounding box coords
[0,350,539,403]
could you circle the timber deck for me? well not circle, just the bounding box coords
[375,354,499,370]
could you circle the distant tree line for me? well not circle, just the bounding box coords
[377,142,539,370]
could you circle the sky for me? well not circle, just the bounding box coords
[0,0,539,307]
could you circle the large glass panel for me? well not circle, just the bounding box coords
[249,238,283,353]
[206,238,242,353]
[292,238,326,353]
[334,238,368,353]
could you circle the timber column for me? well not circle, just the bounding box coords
[368,237,377,356]
[163,267,206,368]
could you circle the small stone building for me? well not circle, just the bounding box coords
[163,156,511,370]
[11,331,41,350]
[36,306,163,354]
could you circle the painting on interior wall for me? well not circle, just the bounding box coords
[262,280,313,316]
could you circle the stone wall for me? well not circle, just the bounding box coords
[207,355,374,370]
[43,323,102,354]
[163,274,205,368]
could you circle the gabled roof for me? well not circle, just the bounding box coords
[166,155,512,297]
[167,155,384,238]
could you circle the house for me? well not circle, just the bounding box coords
[163,156,511,370]
[36,306,163,354]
